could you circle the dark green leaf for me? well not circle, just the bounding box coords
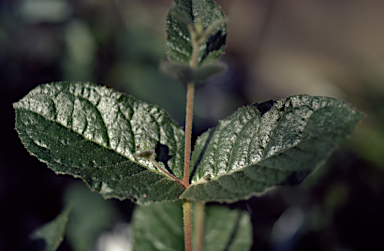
[182,95,364,202]
[131,200,252,251]
[166,0,227,65]
[160,61,226,85]
[28,205,72,251]
[13,82,185,204]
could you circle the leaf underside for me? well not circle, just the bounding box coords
[166,0,227,65]
[131,200,252,251]
[14,82,185,204]
[181,95,364,202]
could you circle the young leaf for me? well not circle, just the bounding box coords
[182,95,364,202]
[166,0,227,65]
[13,82,185,204]
[131,200,252,251]
[27,205,72,251]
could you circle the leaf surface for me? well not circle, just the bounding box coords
[166,0,227,65]
[131,200,252,251]
[14,82,185,204]
[28,205,72,251]
[182,95,364,202]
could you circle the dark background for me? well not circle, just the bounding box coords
[1,0,384,250]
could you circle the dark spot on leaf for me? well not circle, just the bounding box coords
[280,170,311,186]
[201,30,227,63]
[253,100,275,116]
[155,143,174,175]
[155,143,172,164]
[25,238,46,251]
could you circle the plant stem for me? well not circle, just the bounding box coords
[183,82,195,187]
[194,201,206,251]
[183,199,193,251]
[183,28,201,251]
[190,43,199,69]
[150,159,184,186]
[183,36,199,187]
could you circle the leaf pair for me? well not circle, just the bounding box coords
[13,82,363,204]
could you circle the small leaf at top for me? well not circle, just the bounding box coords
[13,82,185,204]
[181,95,364,203]
[166,0,227,65]
[27,205,72,251]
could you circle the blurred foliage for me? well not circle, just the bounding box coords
[0,0,188,122]
[346,73,384,169]
[2,0,384,251]
[64,183,117,251]
[0,0,246,125]
[28,205,72,251]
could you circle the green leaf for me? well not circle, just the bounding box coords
[13,82,185,204]
[28,205,72,251]
[166,0,227,65]
[131,200,184,251]
[160,61,227,85]
[181,95,364,202]
[131,200,252,251]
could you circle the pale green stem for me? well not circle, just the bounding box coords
[183,199,193,251]
[194,201,206,251]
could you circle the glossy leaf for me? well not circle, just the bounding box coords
[13,82,185,204]
[28,205,72,251]
[131,200,252,251]
[166,0,227,65]
[181,95,364,202]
